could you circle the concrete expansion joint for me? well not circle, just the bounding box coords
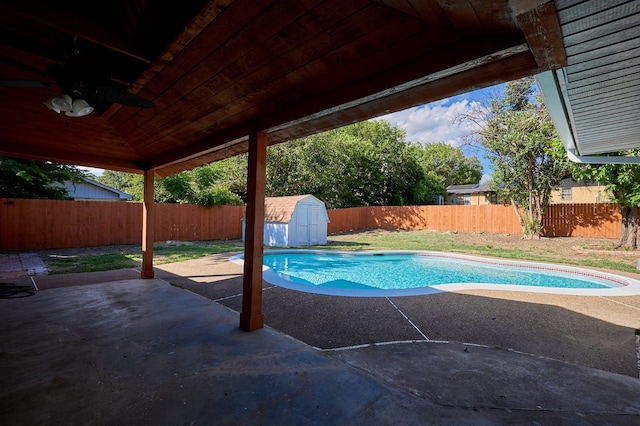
[636,329,640,379]
[385,297,429,340]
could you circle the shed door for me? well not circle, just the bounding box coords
[298,204,319,246]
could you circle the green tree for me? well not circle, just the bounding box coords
[0,156,86,199]
[416,142,483,186]
[458,77,569,239]
[266,121,442,207]
[98,170,144,201]
[570,152,640,248]
[97,162,245,206]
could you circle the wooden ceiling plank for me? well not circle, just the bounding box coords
[147,125,251,171]
[166,23,456,153]
[105,0,238,122]
[151,34,524,159]
[127,1,379,152]
[0,0,148,62]
[0,91,140,163]
[144,5,428,153]
[145,36,530,169]
[435,0,484,33]
[407,0,451,24]
[127,0,374,149]
[108,0,273,128]
[261,38,529,134]
[374,0,421,19]
[0,143,144,173]
[155,141,250,177]
[266,51,539,144]
[468,0,518,32]
[267,26,456,115]
[112,0,295,135]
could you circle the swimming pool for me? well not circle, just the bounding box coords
[229,250,640,297]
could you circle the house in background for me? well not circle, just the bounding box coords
[57,178,133,201]
[242,194,329,247]
[446,184,498,205]
[549,178,611,204]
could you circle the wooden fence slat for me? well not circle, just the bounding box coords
[0,199,622,251]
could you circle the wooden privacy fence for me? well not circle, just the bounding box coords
[0,198,622,251]
[541,203,621,239]
[0,199,244,251]
[327,204,622,239]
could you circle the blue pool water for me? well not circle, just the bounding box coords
[258,251,628,295]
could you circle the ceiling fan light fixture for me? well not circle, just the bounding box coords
[65,99,94,117]
[43,93,72,113]
[51,94,72,112]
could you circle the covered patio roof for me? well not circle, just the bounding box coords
[6,0,634,330]
[0,0,566,177]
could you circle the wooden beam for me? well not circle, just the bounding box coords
[240,130,267,331]
[0,143,145,174]
[262,38,529,133]
[146,123,252,171]
[141,169,156,279]
[509,0,567,70]
[269,50,539,141]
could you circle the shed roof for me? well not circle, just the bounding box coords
[264,194,326,223]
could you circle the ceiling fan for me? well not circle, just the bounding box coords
[0,42,155,117]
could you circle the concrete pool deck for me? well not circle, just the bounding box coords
[2,252,640,424]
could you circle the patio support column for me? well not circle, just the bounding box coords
[240,130,267,331]
[141,169,156,279]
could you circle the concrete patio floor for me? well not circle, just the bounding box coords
[1,252,640,424]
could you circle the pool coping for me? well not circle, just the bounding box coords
[229,249,640,297]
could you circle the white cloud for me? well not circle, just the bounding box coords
[77,166,104,176]
[376,98,481,147]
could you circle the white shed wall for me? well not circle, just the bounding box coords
[289,202,327,246]
[264,222,289,247]
[242,195,329,247]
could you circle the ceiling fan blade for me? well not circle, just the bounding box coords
[95,85,155,109]
[0,55,50,78]
[0,79,55,87]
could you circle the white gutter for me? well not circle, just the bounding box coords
[536,70,640,165]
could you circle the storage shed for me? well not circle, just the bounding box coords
[243,195,329,247]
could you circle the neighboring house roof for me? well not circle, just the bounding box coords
[557,178,600,189]
[446,184,493,195]
[59,178,133,201]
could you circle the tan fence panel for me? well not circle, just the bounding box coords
[542,204,620,239]
[155,204,244,241]
[0,199,142,251]
[364,205,523,235]
[327,207,368,234]
[1,198,622,251]
[0,199,245,251]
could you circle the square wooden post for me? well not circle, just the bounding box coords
[141,169,156,279]
[240,130,267,331]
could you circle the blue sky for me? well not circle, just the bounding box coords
[81,84,504,181]
[376,83,504,183]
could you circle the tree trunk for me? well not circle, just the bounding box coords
[618,206,640,249]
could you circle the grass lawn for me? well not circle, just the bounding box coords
[41,230,640,276]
